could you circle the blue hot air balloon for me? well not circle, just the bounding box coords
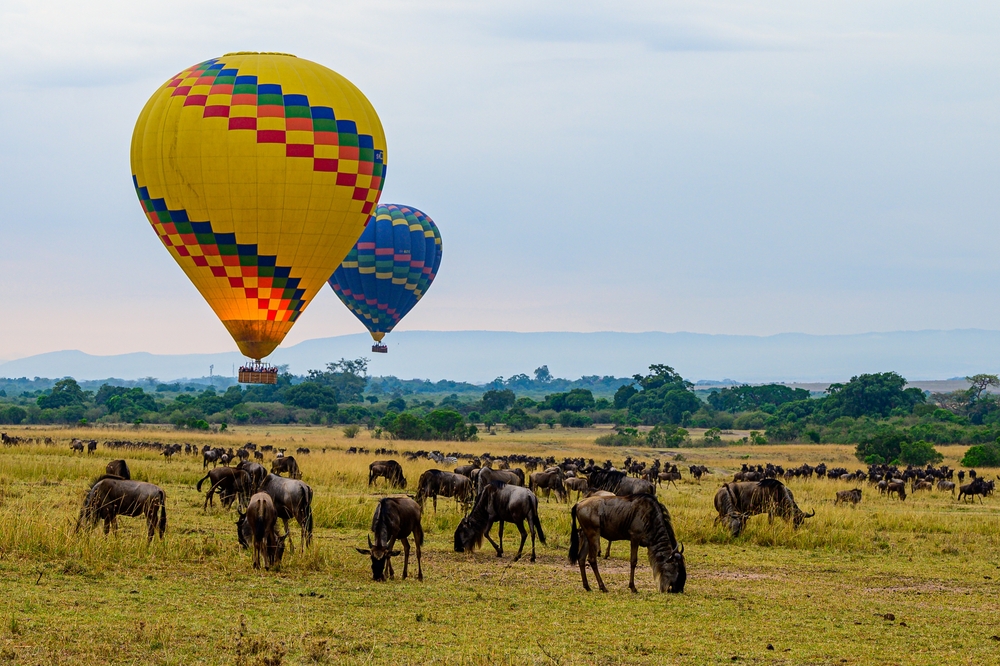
[328,204,442,352]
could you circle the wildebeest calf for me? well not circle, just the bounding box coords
[245,492,286,570]
[834,488,862,506]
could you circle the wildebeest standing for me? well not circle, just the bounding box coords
[834,488,862,506]
[568,493,686,593]
[255,473,314,551]
[356,496,424,581]
[70,439,84,454]
[713,479,815,537]
[475,466,525,496]
[454,481,545,562]
[271,456,302,480]
[76,476,166,543]
[197,467,251,510]
[414,469,473,512]
[588,469,655,496]
[105,459,131,480]
[244,492,286,570]
[564,476,589,500]
[369,460,406,489]
[529,469,568,502]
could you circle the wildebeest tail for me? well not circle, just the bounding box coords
[532,506,546,545]
[158,491,167,536]
[568,505,580,563]
[196,474,211,492]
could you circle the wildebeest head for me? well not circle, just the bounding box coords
[792,507,816,527]
[355,535,399,581]
[453,513,483,554]
[657,543,686,594]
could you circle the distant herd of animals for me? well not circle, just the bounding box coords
[3,433,996,593]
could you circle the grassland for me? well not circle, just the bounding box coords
[1,424,999,665]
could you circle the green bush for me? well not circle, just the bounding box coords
[961,440,1000,467]
[855,427,910,464]
[899,439,944,465]
[733,411,769,430]
[558,412,594,428]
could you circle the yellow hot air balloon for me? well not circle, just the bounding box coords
[131,52,386,364]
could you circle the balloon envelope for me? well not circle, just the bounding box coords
[328,204,442,342]
[131,52,387,359]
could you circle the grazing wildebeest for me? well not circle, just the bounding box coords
[256,473,313,551]
[76,476,166,543]
[414,469,473,512]
[270,455,302,479]
[529,469,568,503]
[588,469,656,496]
[834,488,862,506]
[70,439,85,454]
[476,466,525,496]
[197,467,251,510]
[689,465,710,481]
[454,481,545,562]
[355,496,424,581]
[912,480,933,493]
[454,463,479,478]
[244,492,286,570]
[569,493,686,594]
[235,461,269,500]
[105,460,131,480]
[369,460,406,489]
[887,480,907,501]
[937,479,956,495]
[713,479,815,537]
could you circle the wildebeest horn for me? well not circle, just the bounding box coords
[805,509,816,518]
[678,543,684,554]
[367,534,373,548]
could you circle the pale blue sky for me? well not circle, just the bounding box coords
[1,1,998,359]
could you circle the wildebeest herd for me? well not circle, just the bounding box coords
[33,437,992,590]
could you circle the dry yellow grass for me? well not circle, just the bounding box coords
[0,424,998,664]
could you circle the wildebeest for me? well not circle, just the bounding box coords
[86,440,97,454]
[454,481,545,562]
[76,476,166,543]
[105,460,131,480]
[476,467,525,496]
[414,469,473,512]
[564,476,589,499]
[256,473,314,550]
[713,479,815,537]
[271,456,302,480]
[568,493,686,593]
[834,488,862,506]
[887,480,907,501]
[196,467,251,510]
[243,492,286,570]
[959,477,994,503]
[529,469,567,503]
[369,460,406,489]
[689,465,710,481]
[937,479,956,495]
[356,496,424,581]
[70,439,84,454]
[588,469,656,496]
[657,469,682,489]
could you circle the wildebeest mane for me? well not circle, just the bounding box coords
[588,469,626,493]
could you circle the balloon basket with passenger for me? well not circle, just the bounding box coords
[371,343,388,353]
[238,361,279,385]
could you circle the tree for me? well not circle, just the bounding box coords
[707,384,810,413]
[541,388,595,412]
[855,426,910,464]
[37,378,86,409]
[622,365,700,425]
[534,365,552,383]
[961,440,1000,467]
[387,397,407,412]
[613,384,637,409]
[825,372,924,418]
[306,358,369,403]
[966,374,1000,404]
[899,440,944,466]
[282,382,339,411]
[481,389,516,413]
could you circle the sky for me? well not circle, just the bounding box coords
[1,1,999,361]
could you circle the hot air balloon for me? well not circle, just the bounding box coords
[328,204,442,352]
[130,53,386,382]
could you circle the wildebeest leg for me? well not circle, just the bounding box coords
[414,524,424,581]
[482,520,502,557]
[146,505,156,543]
[497,521,506,557]
[604,539,612,559]
[511,520,528,562]
[433,495,437,513]
[104,517,112,535]
[587,531,608,592]
[282,518,294,553]
[401,536,410,580]
[628,541,640,593]
[386,538,397,579]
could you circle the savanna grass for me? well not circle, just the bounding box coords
[0,425,998,664]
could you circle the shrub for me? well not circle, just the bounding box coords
[646,425,689,447]
[855,427,910,464]
[961,440,1000,467]
[899,439,944,465]
[342,425,360,439]
[733,411,769,430]
[558,412,594,428]
[596,431,642,447]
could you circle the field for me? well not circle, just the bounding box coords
[1,425,999,665]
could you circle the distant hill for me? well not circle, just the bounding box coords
[1,329,998,383]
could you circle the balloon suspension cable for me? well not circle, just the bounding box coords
[372,343,388,353]
[238,360,279,384]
